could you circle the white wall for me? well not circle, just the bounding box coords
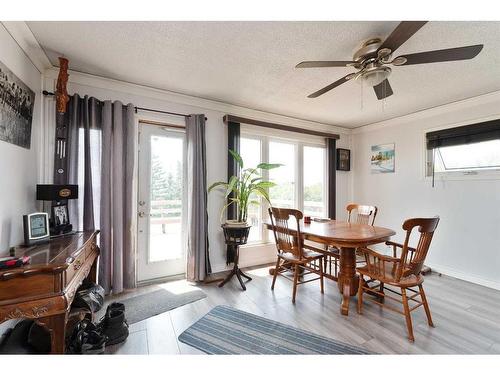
[352,91,500,290]
[0,23,43,337]
[0,25,42,254]
[42,68,352,273]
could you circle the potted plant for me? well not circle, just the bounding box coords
[208,149,282,227]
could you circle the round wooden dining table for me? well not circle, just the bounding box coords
[265,220,396,316]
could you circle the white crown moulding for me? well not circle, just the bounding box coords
[1,21,52,73]
[43,66,351,136]
[352,89,500,134]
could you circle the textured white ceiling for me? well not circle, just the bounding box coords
[27,21,500,128]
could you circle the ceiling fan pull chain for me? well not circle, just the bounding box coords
[360,79,364,111]
[382,82,386,112]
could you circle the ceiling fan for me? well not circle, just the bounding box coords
[296,21,483,100]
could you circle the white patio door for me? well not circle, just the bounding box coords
[137,123,186,282]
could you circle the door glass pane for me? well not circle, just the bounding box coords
[269,141,296,208]
[240,137,262,242]
[149,135,183,262]
[303,146,326,217]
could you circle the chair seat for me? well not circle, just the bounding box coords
[357,263,424,287]
[279,249,323,263]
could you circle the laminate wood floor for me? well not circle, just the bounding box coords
[104,266,500,354]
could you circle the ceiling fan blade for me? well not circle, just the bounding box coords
[379,21,428,53]
[395,44,484,65]
[307,74,354,98]
[296,61,354,68]
[373,79,394,100]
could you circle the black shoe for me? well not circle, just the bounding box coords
[81,330,107,354]
[98,304,129,346]
[96,302,125,334]
[67,319,107,354]
[105,302,125,316]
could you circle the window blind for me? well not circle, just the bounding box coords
[426,118,500,149]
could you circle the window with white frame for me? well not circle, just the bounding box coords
[240,132,327,244]
[425,119,500,176]
[429,139,500,174]
[303,146,326,217]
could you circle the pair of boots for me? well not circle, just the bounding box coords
[67,302,129,354]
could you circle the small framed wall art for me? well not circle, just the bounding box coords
[336,148,351,171]
[371,143,395,173]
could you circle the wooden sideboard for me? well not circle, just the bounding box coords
[0,231,100,354]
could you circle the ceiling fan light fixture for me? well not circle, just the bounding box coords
[355,66,392,87]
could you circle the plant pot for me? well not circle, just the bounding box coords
[224,220,249,228]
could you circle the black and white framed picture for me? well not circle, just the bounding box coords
[0,59,35,149]
[52,204,70,226]
[336,148,351,171]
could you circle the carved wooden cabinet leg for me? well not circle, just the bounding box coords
[88,254,98,283]
[38,313,67,354]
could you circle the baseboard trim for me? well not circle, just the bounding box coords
[137,273,186,287]
[429,263,500,291]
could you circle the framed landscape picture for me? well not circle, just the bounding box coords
[371,143,395,173]
[0,59,35,149]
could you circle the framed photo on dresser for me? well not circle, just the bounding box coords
[52,204,70,226]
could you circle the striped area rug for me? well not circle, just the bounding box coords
[178,305,371,354]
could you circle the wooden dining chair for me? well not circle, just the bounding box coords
[268,207,325,303]
[356,217,440,342]
[347,204,378,225]
[325,204,379,278]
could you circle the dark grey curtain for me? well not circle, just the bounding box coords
[327,138,336,219]
[225,121,240,264]
[55,94,136,294]
[54,94,99,231]
[186,114,211,281]
[99,101,137,294]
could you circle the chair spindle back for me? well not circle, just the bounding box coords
[397,217,440,280]
[268,207,304,260]
[346,204,378,226]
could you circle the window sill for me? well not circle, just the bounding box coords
[425,170,500,181]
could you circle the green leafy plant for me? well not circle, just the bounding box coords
[208,149,282,223]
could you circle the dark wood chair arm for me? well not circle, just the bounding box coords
[358,247,401,279]
[385,241,416,257]
[385,240,403,248]
[302,243,327,254]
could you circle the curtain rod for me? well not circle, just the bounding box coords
[43,91,207,120]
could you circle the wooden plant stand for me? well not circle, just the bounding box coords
[218,224,252,291]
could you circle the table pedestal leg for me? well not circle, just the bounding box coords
[337,247,359,316]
